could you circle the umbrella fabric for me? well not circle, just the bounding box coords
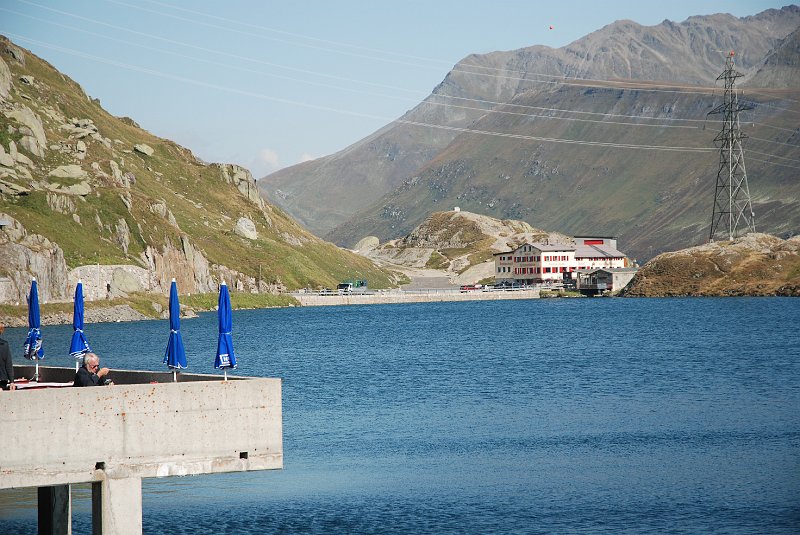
[163,280,187,370]
[23,279,44,361]
[214,282,237,370]
[69,281,91,365]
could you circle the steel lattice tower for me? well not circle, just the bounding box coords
[708,51,755,241]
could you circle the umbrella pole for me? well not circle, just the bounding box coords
[33,361,39,382]
[173,370,177,383]
[224,369,228,381]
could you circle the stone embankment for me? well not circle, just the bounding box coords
[0,305,150,328]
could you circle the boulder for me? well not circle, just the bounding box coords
[234,217,258,240]
[3,44,25,65]
[354,236,380,252]
[134,143,154,156]
[0,146,14,168]
[46,181,91,196]
[48,164,87,180]
[0,178,30,196]
[5,105,47,157]
[109,267,142,297]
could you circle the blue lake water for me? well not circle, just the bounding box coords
[1,297,799,533]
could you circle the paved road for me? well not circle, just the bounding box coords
[401,276,456,291]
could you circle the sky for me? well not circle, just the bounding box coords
[0,0,787,178]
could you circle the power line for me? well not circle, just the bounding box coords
[7,8,797,143]
[0,9,742,134]
[746,148,800,164]
[8,2,430,96]
[419,99,700,130]
[135,0,449,66]
[2,33,719,157]
[394,120,714,153]
[10,0,798,137]
[0,8,429,104]
[1,32,795,167]
[96,0,441,70]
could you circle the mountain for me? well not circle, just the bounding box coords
[0,36,392,306]
[258,6,800,262]
[622,233,800,296]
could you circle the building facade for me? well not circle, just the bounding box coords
[575,267,639,295]
[494,236,628,285]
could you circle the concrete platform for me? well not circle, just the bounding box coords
[1,365,282,534]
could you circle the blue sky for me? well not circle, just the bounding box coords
[0,0,785,177]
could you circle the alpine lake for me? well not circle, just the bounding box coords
[1,297,798,534]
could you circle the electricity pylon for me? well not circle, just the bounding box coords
[708,51,755,241]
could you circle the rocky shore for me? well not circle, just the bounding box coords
[623,233,800,297]
[0,304,151,328]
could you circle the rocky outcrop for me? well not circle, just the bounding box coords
[0,215,69,303]
[215,163,265,209]
[234,217,258,240]
[46,193,76,214]
[4,104,47,157]
[623,233,800,297]
[0,56,11,101]
[364,210,571,278]
[149,201,178,227]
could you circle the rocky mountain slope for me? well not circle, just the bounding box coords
[0,36,392,306]
[258,6,800,262]
[358,209,576,285]
[623,233,800,296]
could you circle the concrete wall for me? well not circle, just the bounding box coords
[0,368,282,490]
[294,289,540,306]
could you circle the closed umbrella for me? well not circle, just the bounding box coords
[214,281,237,380]
[23,278,44,381]
[69,280,92,371]
[163,279,187,381]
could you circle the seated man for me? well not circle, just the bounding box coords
[73,353,112,386]
[0,322,15,390]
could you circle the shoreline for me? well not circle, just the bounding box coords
[291,288,541,307]
[0,289,541,327]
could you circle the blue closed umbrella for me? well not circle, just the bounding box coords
[69,280,91,370]
[23,278,44,381]
[214,281,237,380]
[163,279,187,381]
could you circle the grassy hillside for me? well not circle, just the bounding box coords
[0,36,392,296]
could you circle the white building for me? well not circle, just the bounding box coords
[494,236,627,284]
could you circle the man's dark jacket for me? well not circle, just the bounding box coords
[73,366,102,387]
[0,337,13,389]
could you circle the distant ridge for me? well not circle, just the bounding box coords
[258,6,800,262]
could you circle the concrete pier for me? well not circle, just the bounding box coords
[1,365,283,534]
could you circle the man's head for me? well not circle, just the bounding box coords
[84,353,99,372]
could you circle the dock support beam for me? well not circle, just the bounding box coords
[92,477,142,535]
[37,484,71,535]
